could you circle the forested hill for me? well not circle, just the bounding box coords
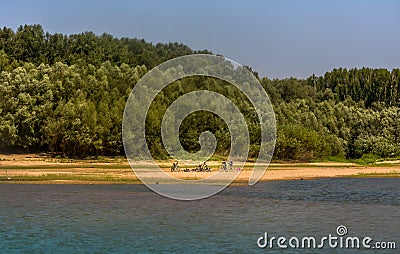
[1,24,399,161]
[0,24,210,69]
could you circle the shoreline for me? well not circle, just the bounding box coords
[1,173,399,185]
[1,154,399,184]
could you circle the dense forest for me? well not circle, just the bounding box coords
[1,24,399,161]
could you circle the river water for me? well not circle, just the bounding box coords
[0,178,399,253]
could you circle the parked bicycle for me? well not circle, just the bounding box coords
[194,162,212,172]
[170,162,180,172]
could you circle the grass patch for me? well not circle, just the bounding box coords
[347,171,400,178]
[317,154,400,166]
[0,164,133,170]
[353,154,380,165]
[319,156,350,163]
[0,174,140,183]
[267,164,359,169]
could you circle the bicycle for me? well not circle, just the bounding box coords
[219,161,234,172]
[194,162,212,172]
[170,162,180,172]
[219,161,228,172]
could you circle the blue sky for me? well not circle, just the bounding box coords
[1,0,399,79]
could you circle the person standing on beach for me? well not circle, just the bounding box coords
[228,161,233,171]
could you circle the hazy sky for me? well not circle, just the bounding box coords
[1,0,399,79]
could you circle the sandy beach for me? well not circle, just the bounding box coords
[0,153,399,184]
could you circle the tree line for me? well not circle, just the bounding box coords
[0,25,399,161]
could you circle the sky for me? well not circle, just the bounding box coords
[1,0,399,79]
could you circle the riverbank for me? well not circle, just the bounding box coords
[0,154,399,184]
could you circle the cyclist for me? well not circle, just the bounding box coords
[228,161,233,171]
[221,161,227,171]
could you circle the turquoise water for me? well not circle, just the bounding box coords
[0,178,399,253]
